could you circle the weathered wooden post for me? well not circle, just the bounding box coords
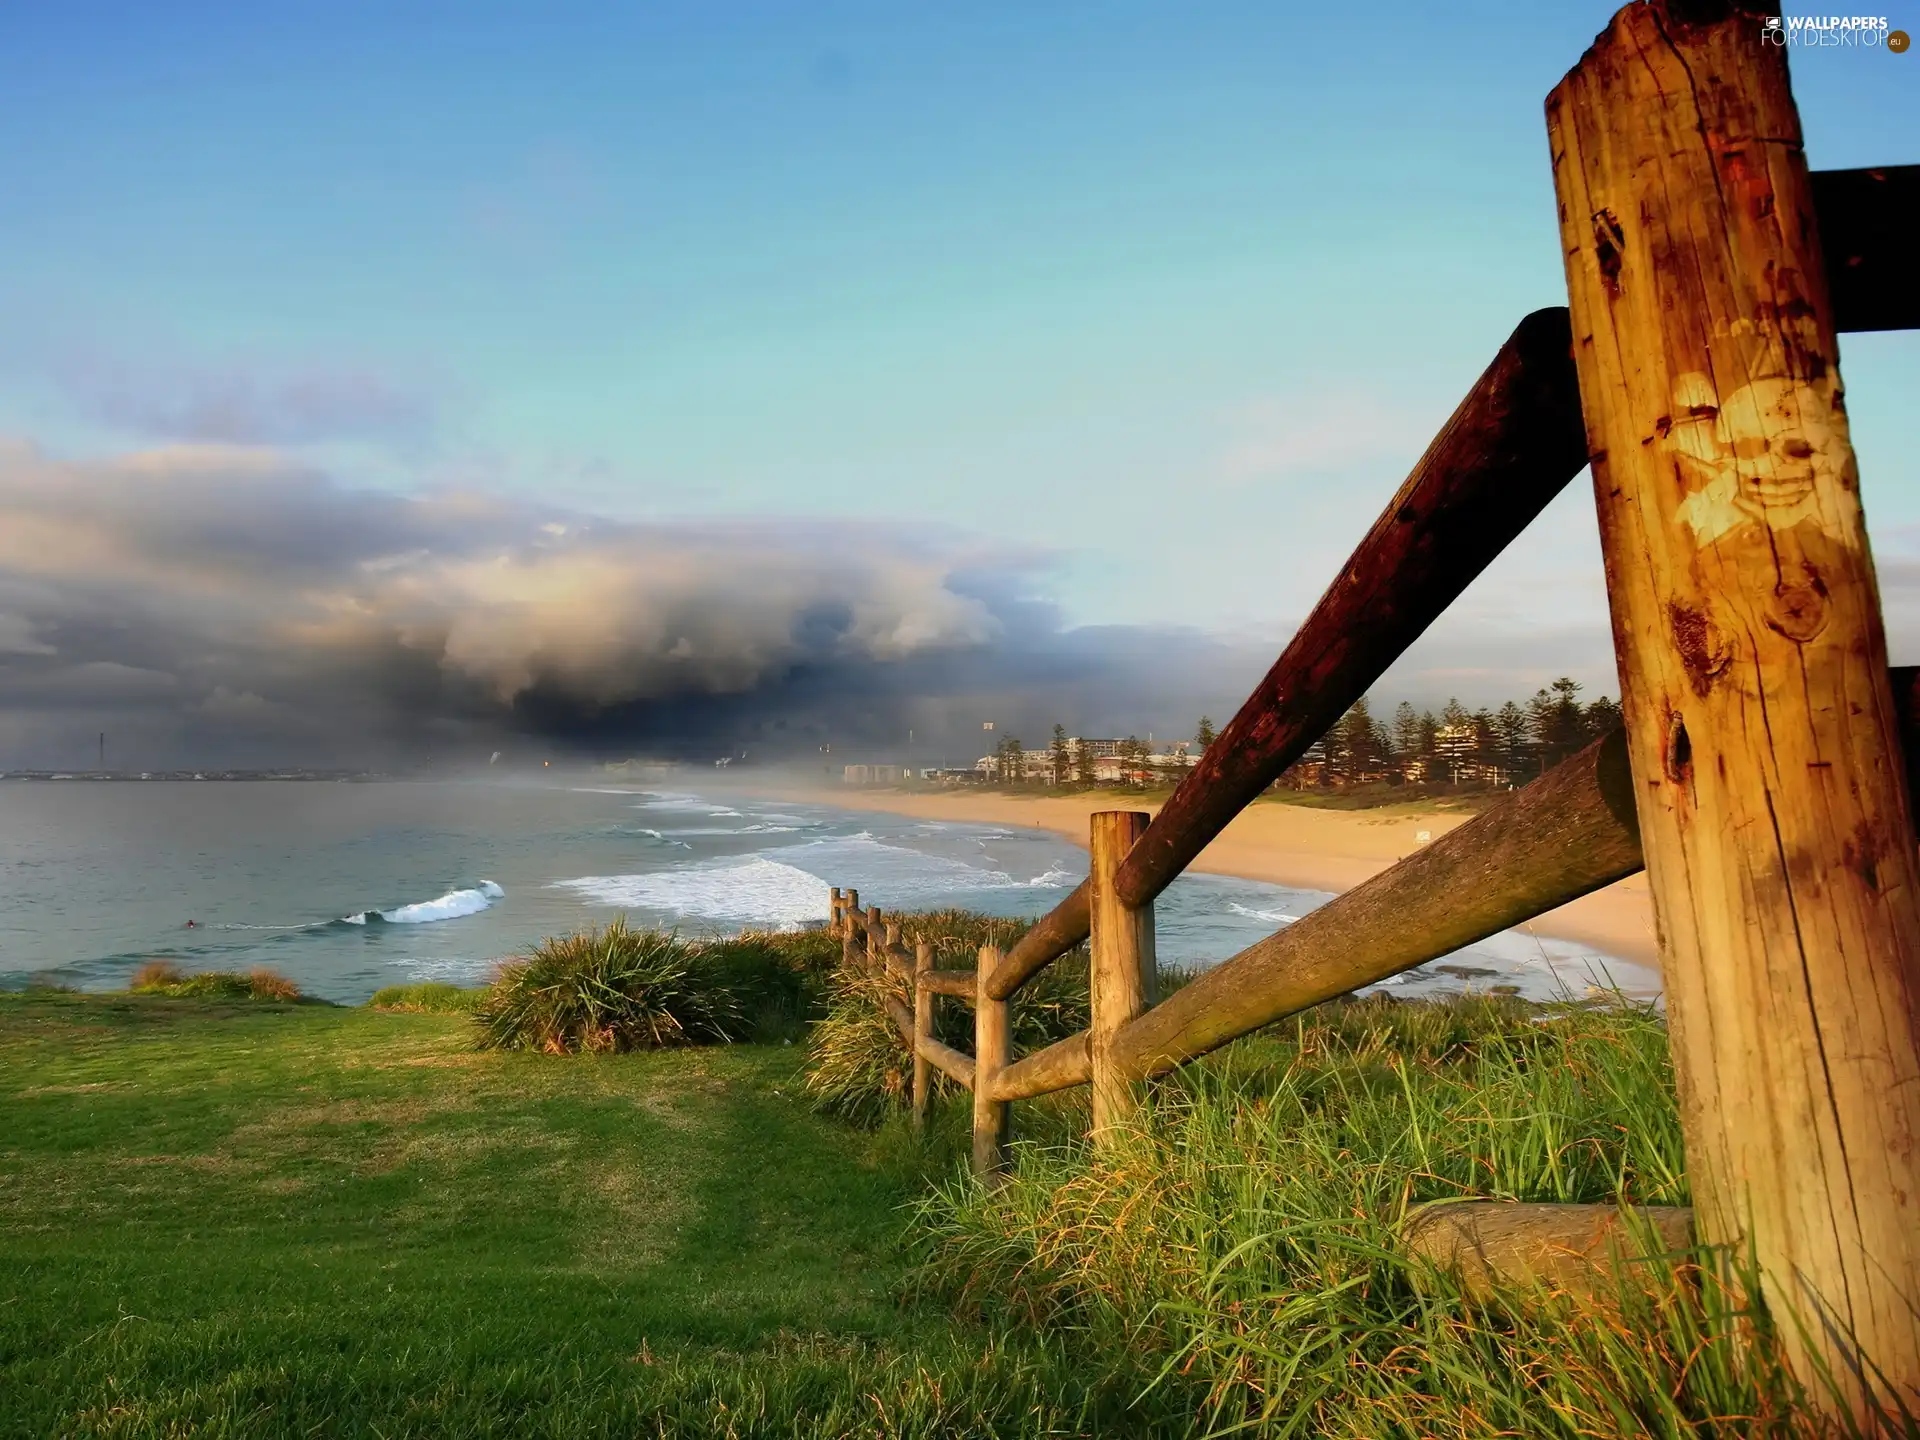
[912,940,934,1131]
[1550,2,1920,1414]
[829,886,842,935]
[840,895,865,972]
[973,944,1011,1179]
[1089,811,1156,1137]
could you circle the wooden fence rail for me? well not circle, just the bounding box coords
[825,6,1918,1419]
[836,668,1920,1106]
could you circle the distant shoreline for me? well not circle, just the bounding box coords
[757,781,1660,970]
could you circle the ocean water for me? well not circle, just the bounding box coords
[0,779,1659,1005]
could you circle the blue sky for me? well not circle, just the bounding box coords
[0,1,1914,762]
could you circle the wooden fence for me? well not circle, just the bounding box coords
[828,4,1918,1422]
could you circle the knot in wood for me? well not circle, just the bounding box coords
[1669,602,1733,695]
[1766,572,1831,644]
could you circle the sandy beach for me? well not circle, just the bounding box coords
[763,783,1658,967]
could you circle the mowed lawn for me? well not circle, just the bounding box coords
[0,993,1123,1439]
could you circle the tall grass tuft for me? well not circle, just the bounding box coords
[474,919,742,1053]
[129,961,303,1001]
[897,995,1873,1437]
[801,907,1188,1125]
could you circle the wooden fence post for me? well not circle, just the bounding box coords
[973,944,1011,1180]
[829,886,843,935]
[1550,3,1920,1414]
[841,901,864,972]
[913,940,934,1132]
[1089,811,1156,1137]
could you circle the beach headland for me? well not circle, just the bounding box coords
[761,783,1658,968]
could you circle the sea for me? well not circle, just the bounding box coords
[0,778,1659,1005]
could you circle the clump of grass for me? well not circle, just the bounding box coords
[901,995,1861,1436]
[699,930,841,1042]
[474,918,742,1054]
[804,956,920,1125]
[242,967,303,1001]
[130,959,185,991]
[128,961,303,1002]
[802,908,1189,1127]
[367,981,487,1013]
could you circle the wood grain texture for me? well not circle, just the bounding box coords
[916,1034,975,1091]
[918,970,978,1000]
[1089,812,1156,1135]
[1550,2,1920,1410]
[912,941,934,1131]
[987,884,1091,1001]
[884,994,913,1046]
[990,1032,1091,1103]
[972,945,1011,1180]
[1403,1202,1694,1303]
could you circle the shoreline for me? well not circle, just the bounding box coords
[758,782,1659,969]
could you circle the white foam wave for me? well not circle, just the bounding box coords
[342,880,505,926]
[1228,903,1300,925]
[634,792,722,813]
[551,856,830,928]
[786,834,1068,904]
[1025,864,1077,888]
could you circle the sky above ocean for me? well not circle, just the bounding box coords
[0,3,1913,768]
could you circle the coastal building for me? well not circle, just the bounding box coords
[971,739,1195,785]
[842,763,907,786]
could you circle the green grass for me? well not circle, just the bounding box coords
[0,990,1172,1437]
[906,996,1903,1438]
[10,941,1904,1437]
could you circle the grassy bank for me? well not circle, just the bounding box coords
[0,990,1164,1437]
[4,919,1888,1436]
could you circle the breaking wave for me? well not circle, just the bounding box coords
[341,880,505,926]
[1228,902,1300,925]
[551,856,830,929]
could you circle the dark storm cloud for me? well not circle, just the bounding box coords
[0,437,1270,768]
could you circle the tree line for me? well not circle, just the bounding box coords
[1283,677,1620,790]
[982,678,1619,792]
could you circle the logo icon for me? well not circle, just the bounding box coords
[1890,28,1911,51]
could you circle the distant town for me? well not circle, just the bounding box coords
[844,678,1623,794]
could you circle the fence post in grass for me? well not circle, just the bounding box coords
[973,944,1011,1180]
[1550,3,1920,1415]
[1089,811,1156,1139]
[829,886,843,935]
[913,941,934,1132]
[841,900,864,972]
